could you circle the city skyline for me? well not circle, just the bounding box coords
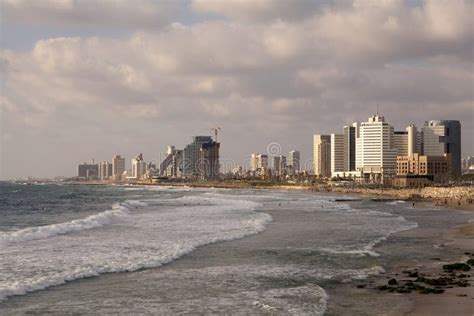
[1,1,473,180]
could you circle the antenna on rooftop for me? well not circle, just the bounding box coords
[210,127,221,142]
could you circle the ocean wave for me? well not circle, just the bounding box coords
[317,221,418,257]
[0,196,271,302]
[0,200,146,246]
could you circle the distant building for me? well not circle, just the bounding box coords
[406,125,422,155]
[199,141,220,179]
[343,124,357,172]
[112,155,126,180]
[258,154,268,170]
[330,134,344,177]
[78,163,98,179]
[183,136,220,179]
[356,114,397,183]
[393,131,408,157]
[159,146,183,178]
[313,134,331,178]
[250,153,259,171]
[287,150,300,174]
[397,153,450,183]
[423,120,461,178]
[462,156,474,172]
[132,153,146,179]
[98,161,112,180]
[273,155,286,176]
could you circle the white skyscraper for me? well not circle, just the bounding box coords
[273,155,286,176]
[313,135,331,177]
[330,134,344,176]
[112,155,126,180]
[288,150,300,174]
[132,153,146,179]
[356,114,397,183]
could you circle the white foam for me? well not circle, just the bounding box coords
[0,195,271,302]
[0,200,146,246]
[386,200,406,205]
[317,221,418,257]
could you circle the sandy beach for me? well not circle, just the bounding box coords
[403,222,474,315]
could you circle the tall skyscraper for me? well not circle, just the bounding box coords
[112,155,126,180]
[183,136,220,178]
[159,146,183,178]
[250,153,259,171]
[393,131,409,156]
[343,124,356,172]
[98,161,112,180]
[199,141,220,179]
[132,153,146,179]
[356,114,397,182]
[313,134,331,177]
[287,150,300,174]
[422,120,461,177]
[78,163,98,178]
[258,154,268,169]
[330,134,344,176]
[273,155,286,176]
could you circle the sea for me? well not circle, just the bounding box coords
[0,182,472,314]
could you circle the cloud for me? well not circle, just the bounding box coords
[1,0,183,28]
[191,0,330,22]
[1,0,473,179]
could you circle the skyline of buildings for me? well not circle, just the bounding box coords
[313,114,462,185]
[74,114,467,184]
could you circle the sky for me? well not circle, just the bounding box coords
[0,0,473,179]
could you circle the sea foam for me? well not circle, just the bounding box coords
[0,200,146,246]
[0,195,271,302]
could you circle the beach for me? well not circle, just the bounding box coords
[0,183,473,315]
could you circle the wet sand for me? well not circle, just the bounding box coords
[404,222,474,315]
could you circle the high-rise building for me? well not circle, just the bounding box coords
[273,155,286,176]
[343,124,357,172]
[98,161,112,180]
[257,154,268,170]
[199,141,220,179]
[422,120,461,177]
[183,136,220,178]
[250,153,259,171]
[406,125,422,156]
[132,153,147,179]
[356,114,397,183]
[313,134,331,177]
[393,131,409,156]
[112,155,126,180]
[330,134,344,176]
[287,150,300,174]
[159,146,183,178]
[78,163,98,178]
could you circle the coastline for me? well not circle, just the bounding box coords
[62,180,474,212]
[402,222,474,316]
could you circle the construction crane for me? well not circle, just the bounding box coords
[211,127,221,142]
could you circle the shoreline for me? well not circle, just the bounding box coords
[59,180,474,212]
[402,222,474,315]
